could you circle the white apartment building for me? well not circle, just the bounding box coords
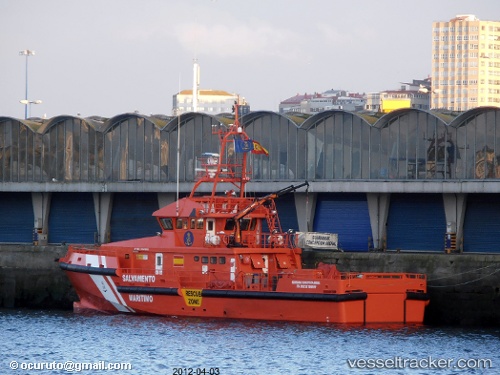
[432,14,500,111]
[279,92,365,113]
[172,89,242,115]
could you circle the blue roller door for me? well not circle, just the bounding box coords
[110,193,159,242]
[0,192,33,243]
[49,193,96,244]
[463,194,500,253]
[275,194,299,232]
[313,193,372,252]
[386,194,445,251]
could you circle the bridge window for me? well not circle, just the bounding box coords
[240,218,256,230]
[176,218,187,229]
[160,218,173,230]
[196,218,204,229]
[225,219,235,230]
[240,219,251,230]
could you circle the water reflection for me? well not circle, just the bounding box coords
[1,309,498,374]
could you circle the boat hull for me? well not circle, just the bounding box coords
[61,262,428,324]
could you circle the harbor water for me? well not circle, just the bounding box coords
[1,309,498,375]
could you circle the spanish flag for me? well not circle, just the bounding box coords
[173,255,184,267]
[234,139,269,156]
[251,140,269,156]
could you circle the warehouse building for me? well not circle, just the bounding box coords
[1,107,499,253]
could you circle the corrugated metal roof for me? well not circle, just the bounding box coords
[282,112,311,125]
[357,112,383,125]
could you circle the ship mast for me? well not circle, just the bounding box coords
[190,100,250,198]
[192,59,199,113]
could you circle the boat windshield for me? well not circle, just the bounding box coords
[160,218,173,230]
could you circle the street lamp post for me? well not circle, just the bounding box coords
[19,49,35,119]
[19,99,42,118]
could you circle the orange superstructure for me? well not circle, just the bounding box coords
[59,102,429,324]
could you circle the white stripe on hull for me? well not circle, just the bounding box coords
[85,254,134,313]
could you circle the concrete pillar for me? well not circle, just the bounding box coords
[294,192,317,232]
[31,192,51,245]
[443,193,467,251]
[93,192,113,244]
[158,193,177,209]
[367,193,391,250]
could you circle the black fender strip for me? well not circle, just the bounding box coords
[117,286,179,296]
[117,285,367,302]
[59,262,117,277]
[406,291,430,301]
[202,290,367,302]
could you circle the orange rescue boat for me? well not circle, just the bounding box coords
[59,102,429,324]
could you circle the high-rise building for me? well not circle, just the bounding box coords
[431,14,500,111]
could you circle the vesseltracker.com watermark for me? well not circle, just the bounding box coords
[347,356,493,370]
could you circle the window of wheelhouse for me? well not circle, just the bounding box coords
[160,218,173,230]
[240,218,256,231]
[224,219,235,230]
[176,218,187,229]
[196,218,204,229]
[224,218,256,231]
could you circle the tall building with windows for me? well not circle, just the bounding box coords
[432,14,500,111]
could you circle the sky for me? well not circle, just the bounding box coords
[1,0,499,119]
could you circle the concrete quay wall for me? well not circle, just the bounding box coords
[1,245,499,326]
[0,245,75,309]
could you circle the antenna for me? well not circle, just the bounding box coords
[176,74,181,216]
[192,59,200,112]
